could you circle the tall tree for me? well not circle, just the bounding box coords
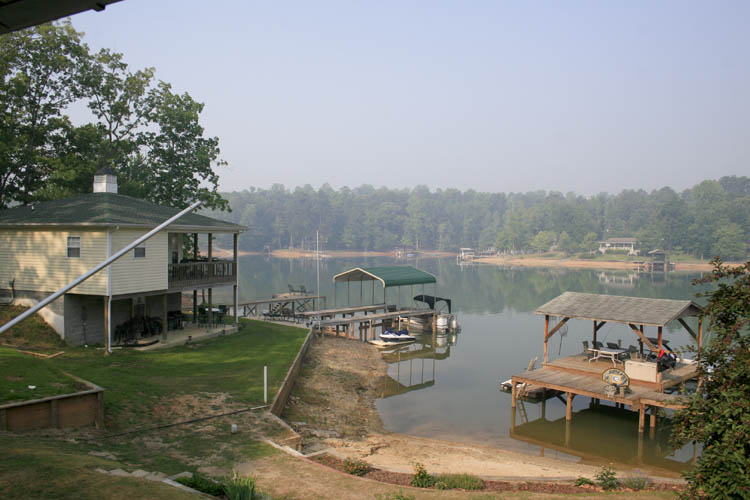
[0,22,87,207]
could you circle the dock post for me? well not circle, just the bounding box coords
[638,404,646,434]
[565,420,571,447]
[510,379,517,408]
[565,392,573,421]
[650,410,657,429]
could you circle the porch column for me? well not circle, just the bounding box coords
[208,288,213,327]
[233,232,239,326]
[162,294,168,342]
[208,233,213,278]
[192,289,197,323]
[543,315,549,364]
[193,233,198,259]
[104,296,110,354]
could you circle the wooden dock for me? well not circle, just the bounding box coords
[511,354,695,434]
[238,294,325,318]
[297,303,386,320]
[316,309,437,341]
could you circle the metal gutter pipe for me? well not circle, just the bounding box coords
[0,200,203,336]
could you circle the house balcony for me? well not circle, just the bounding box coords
[168,259,236,290]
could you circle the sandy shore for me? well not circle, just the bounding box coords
[280,335,645,481]
[273,249,456,259]
[476,256,716,272]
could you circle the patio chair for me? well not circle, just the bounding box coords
[299,285,308,294]
[582,341,594,359]
[606,342,620,350]
[593,341,604,349]
[216,305,228,324]
[197,305,209,327]
[627,345,640,360]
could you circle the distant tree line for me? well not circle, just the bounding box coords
[206,176,750,261]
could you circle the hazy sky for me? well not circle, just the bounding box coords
[70,1,749,195]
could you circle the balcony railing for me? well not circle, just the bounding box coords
[168,260,236,288]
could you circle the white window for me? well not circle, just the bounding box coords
[134,242,146,258]
[67,236,81,258]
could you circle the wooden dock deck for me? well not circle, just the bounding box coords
[316,309,437,341]
[297,303,386,319]
[511,354,696,434]
[238,294,325,317]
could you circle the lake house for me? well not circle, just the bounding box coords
[598,237,639,256]
[0,168,245,346]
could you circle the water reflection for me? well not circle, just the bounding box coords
[379,331,455,399]
[510,403,697,477]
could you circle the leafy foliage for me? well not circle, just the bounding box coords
[621,474,649,491]
[574,477,594,486]
[594,466,619,490]
[175,473,225,497]
[671,259,750,499]
[223,471,257,500]
[342,457,371,476]
[409,462,435,488]
[0,21,228,211]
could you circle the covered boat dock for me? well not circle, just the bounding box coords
[511,292,704,434]
[311,266,440,338]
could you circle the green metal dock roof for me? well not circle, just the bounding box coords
[333,266,437,287]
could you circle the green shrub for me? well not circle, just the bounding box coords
[574,477,594,487]
[410,462,435,488]
[433,473,483,490]
[375,490,415,500]
[175,473,225,496]
[343,457,371,476]
[224,471,257,500]
[622,474,648,490]
[595,466,619,490]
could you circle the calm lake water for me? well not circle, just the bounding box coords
[221,255,707,476]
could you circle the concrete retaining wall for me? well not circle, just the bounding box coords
[270,328,314,416]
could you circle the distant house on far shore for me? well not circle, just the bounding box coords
[598,237,639,256]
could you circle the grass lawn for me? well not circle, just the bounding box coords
[0,319,307,498]
[0,348,85,403]
[50,318,309,429]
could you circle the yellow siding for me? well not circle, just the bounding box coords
[110,229,167,295]
[0,229,107,295]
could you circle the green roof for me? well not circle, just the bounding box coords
[333,266,437,287]
[0,193,245,232]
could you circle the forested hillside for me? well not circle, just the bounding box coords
[205,176,750,260]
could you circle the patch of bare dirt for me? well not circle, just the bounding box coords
[282,336,387,452]
[151,392,242,422]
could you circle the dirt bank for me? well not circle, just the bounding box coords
[281,336,615,481]
[476,256,716,272]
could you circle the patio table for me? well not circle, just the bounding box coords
[588,347,628,366]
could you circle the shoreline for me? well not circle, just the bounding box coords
[281,335,683,483]
[475,256,718,272]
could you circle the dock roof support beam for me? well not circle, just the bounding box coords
[628,323,657,352]
[543,315,549,364]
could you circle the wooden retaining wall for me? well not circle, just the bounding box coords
[0,374,104,431]
[270,328,314,416]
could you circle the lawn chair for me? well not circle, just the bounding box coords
[593,341,604,349]
[606,342,620,350]
[299,285,308,294]
[197,305,209,327]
